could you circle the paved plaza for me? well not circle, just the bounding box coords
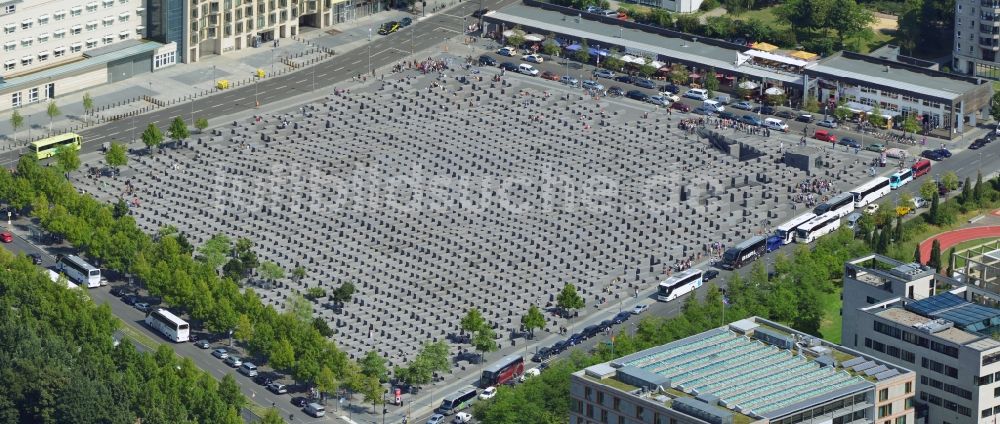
[71,61,874,366]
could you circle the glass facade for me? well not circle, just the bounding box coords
[147,0,185,62]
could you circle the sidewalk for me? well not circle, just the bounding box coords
[0,2,457,153]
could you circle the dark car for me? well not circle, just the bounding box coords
[660,83,680,94]
[935,148,952,158]
[26,253,43,265]
[531,347,551,362]
[703,269,719,281]
[582,325,601,338]
[253,374,271,386]
[795,114,815,123]
[194,339,210,349]
[692,106,715,116]
[775,110,796,119]
[921,150,944,161]
[970,139,986,150]
[110,286,127,297]
[499,62,518,72]
[122,294,137,305]
[478,55,496,66]
[718,111,737,120]
[471,8,489,18]
[741,114,764,126]
[607,86,624,97]
[612,311,632,324]
[599,319,614,330]
[753,105,775,115]
[837,138,861,148]
[633,78,656,89]
[550,340,569,354]
[400,17,412,26]
[615,75,635,84]
[670,102,691,112]
[625,90,649,101]
[568,333,585,345]
[290,397,310,407]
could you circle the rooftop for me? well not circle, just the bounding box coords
[582,318,908,421]
[0,39,162,92]
[872,292,1000,348]
[485,4,801,84]
[845,254,936,289]
[807,51,985,101]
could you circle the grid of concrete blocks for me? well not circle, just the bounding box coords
[71,64,873,366]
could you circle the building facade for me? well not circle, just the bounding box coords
[953,0,1000,79]
[571,317,916,424]
[0,0,145,77]
[629,0,703,13]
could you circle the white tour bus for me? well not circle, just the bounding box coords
[48,269,80,291]
[656,269,704,302]
[58,255,102,288]
[145,308,191,342]
[796,211,843,243]
[812,192,855,219]
[774,212,817,245]
[851,177,891,208]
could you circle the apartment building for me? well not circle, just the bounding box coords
[953,0,1000,79]
[0,0,170,112]
[571,317,916,424]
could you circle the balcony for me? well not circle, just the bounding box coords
[979,37,1000,50]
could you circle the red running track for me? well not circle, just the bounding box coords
[919,226,1000,264]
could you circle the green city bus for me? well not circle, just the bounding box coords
[29,132,83,159]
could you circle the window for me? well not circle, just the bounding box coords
[879,388,889,402]
[597,391,604,404]
[600,409,608,423]
[3,24,13,34]
[20,38,32,47]
[905,382,912,394]
[613,397,620,411]
[905,396,913,409]
[71,26,82,35]
[86,2,99,12]
[37,52,49,62]
[3,42,14,52]
[70,43,82,53]
[38,33,49,43]
[21,19,32,30]
[38,15,49,25]
[11,92,21,107]
[3,61,14,71]
[119,12,130,22]
[4,4,15,14]
[584,387,591,400]
[21,57,33,66]
[984,409,992,419]
[71,6,83,16]
[118,32,128,40]
[54,29,66,38]
[54,47,66,57]
[895,417,906,424]
[878,404,893,418]
[586,404,593,418]
[85,39,98,49]
[102,17,114,27]
[102,35,114,44]
[86,21,98,31]
[55,10,67,20]
[635,405,644,419]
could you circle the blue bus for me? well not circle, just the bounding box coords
[889,168,914,190]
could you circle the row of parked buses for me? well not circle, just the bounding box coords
[720,159,932,270]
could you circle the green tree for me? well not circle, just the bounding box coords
[541,34,560,56]
[675,14,699,32]
[54,145,81,172]
[913,244,922,264]
[105,142,127,170]
[703,70,720,97]
[292,266,307,282]
[992,91,1000,123]
[82,92,95,123]
[10,109,24,143]
[942,171,960,191]
[920,181,937,200]
[894,214,903,242]
[896,0,923,55]
[332,282,356,305]
[961,176,973,205]
[141,123,164,154]
[804,96,821,114]
[288,293,312,323]
[418,341,451,375]
[556,283,585,317]
[168,116,190,145]
[928,239,942,273]
[315,366,339,399]
[638,60,656,79]
[946,247,956,276]
[305,287,326,300]
[259,260,284,282]
[603,49,624,71]
[974,171,985,203]
[704,15,735,38]
[461,308,486,334]
[472,325,498,363]
[218,374,247,410]
[312,317,333,337]
[574,39,591,63]
[867,105,886,128]
[270,338,296,371]
[834,103,853,122]
[360,350,388,382]
[46,101,60,133]
[669,64,689,85]
[233,313,254,344]
[259,409,285,424]
[928,190,940,224]
[521,304,546,338]
[197,233,232,269]
[355,374,384,414]
[195,117,209,133]
[506,25,525,48]
[901,113,920,134]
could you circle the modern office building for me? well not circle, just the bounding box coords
[846,288,1000,424]
[0,0,170,112]
[953,0,1000,79]
[571,317,916,424]
[840,254,941,337]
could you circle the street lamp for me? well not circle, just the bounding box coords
[254,76,260,108]
[368,28,372,77]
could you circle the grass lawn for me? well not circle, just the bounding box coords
[952,237,1000,268]
[728,7,788,30]
[818,287,843,344]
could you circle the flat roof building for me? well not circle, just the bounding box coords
[571,317,915,424]
[952,239,1000,291]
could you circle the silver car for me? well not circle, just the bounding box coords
[817,118,838,128]
[559,75,579,86]
[581,80,604,91]
[647,95,671,106]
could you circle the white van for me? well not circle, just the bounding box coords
[304,403,326,417]
[517,63,539,76]
[683,88,709,101]
[764,117,788,132]
[238,362,258,377]
[703,99,725,112]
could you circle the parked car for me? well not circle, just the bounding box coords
[517,63,539,76]
[582,324,602,338]
[660,83,680,94]
[427,414,447,424]
[110,286,128,297]
[607,86,624,97]
[27,253,42,264]
[741,114,764,127]
[212,348,229,359]
[479,386,497,400]
[549,340,569,354]
[499,62,517,72]
[377,21,400,35]
[864,204,880,214]
[837,138,861,148]
[816,118,838,128]
[775,110,796,119]
[971,139,987,150]
[657,92,680,102]
[224,355,243,367]
[195,339,210,349]
[266,382,288,394]
[496,46,516,56]
[813,130,837,142]
[400,17,412,26]
[478,55,496,66]
[522,53,543,63]
[633,78,656,89]
[134,302,150,312]
[453,412,473,423]
[581,80,604,91]
[593,69,615,79]
[0,232,11,243]
[585,5,601,13]
[752,105,775,115]
[632,304,649,314]
[647,95,671,106]
[471,8,489,17]
[934,148,952,158]
[692,105,716,116]
[531,347,551,362]
[703,269,719,281]
[670,102,691,112]
[567,332,585,345]
[612,311,631,324]
[796,114,815,123]
[683,88,709,100]
[625,90,649,101]
[540,71,559,81]
[866,143,886,152]
[559,75,579,86]
[921,150,945,161]
[290,397,310,407]
[732,101,753,111]
[520,367,541,382]
[718,111,738,120]
[615,75,635,84]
